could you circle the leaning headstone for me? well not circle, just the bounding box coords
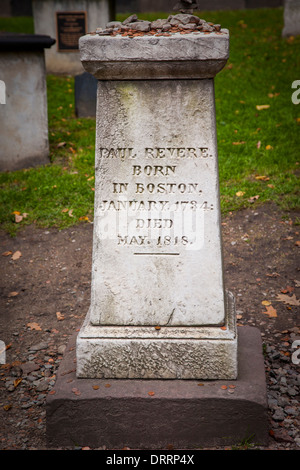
[0,33,55,171]
[74,72,97,117]
[32,0,114,74]
[46,15,268,449]
[282,0,300,37]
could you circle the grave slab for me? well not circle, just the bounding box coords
[46,326,268,449]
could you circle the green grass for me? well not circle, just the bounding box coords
[0,8,299,235]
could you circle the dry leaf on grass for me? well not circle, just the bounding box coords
[256,104,270,111]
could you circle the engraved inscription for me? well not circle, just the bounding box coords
[96,146,215,252]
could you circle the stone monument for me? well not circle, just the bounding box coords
[0,33,55,171]
[76,17,238,381]
[46,13,268,449]
[282,0,300,37]
[32,0,115,74]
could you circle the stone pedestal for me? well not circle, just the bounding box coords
[46,327,268,448]
[76,28,238,380]
[32,0,114,74]
[282,0,300,37]
[0,33,55,171]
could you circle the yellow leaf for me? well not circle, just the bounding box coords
[256,105,270,111]
[262,300,271,306]
[232,141,246,145]
[13,378,22,388]
[266,145,273,150]
[236,191,245,197]
[263,305,277,318]
[255,175,269,181]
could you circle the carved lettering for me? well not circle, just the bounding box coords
[135,182,202,194]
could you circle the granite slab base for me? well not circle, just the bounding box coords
[46,326,268,449]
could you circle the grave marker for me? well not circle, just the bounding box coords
[76,19,238,380]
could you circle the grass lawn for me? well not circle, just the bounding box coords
[0,8,299,235]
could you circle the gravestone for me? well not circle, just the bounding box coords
[76,21,238,381]
[0,33,55,171]
[32,0,114,74]
[46,15,268,449]
[282,0,300,37]
[74,71,97,117]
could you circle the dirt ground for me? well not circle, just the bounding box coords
[0,202,299,450]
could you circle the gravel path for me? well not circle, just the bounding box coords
[0,202,299,450]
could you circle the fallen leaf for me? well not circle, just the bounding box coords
[72,387,81,396]
[155,326,161,330]
[295,280,300,287]
[220,326,227,330]
[27,322,42,331]
[295,241,300,247]
[105,383,111,388]
[14,214,23,223]
[57,141,66,148]
[8,291,19,297]
[266,145,273,150]
[148,391,155,396]
[232,141,246,145]
[267,184,275,188]
[68,209,74,218]
[49,390,56,395]
[197,383,204,386]
[255,175,269,181]
[11,251,22,260]
[2,251,12,256]
[92,385,99,390]
[248,195,260,202]
[221,385,227,390]
[56,311,64,321]
[229,384,236,389]
[3,404,12,411]
[256,141,261,149]
[61,208,69,213]
[13,378,22,388]
[262,300,271,306]
[276,293,300,306]
[236,191,245,197]
[263,305,277,318]
[256,105,270,110]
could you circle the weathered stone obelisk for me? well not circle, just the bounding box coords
[76,20,238,380]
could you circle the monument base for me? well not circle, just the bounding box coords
[76,291,238,380]
[46,326,268,449]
